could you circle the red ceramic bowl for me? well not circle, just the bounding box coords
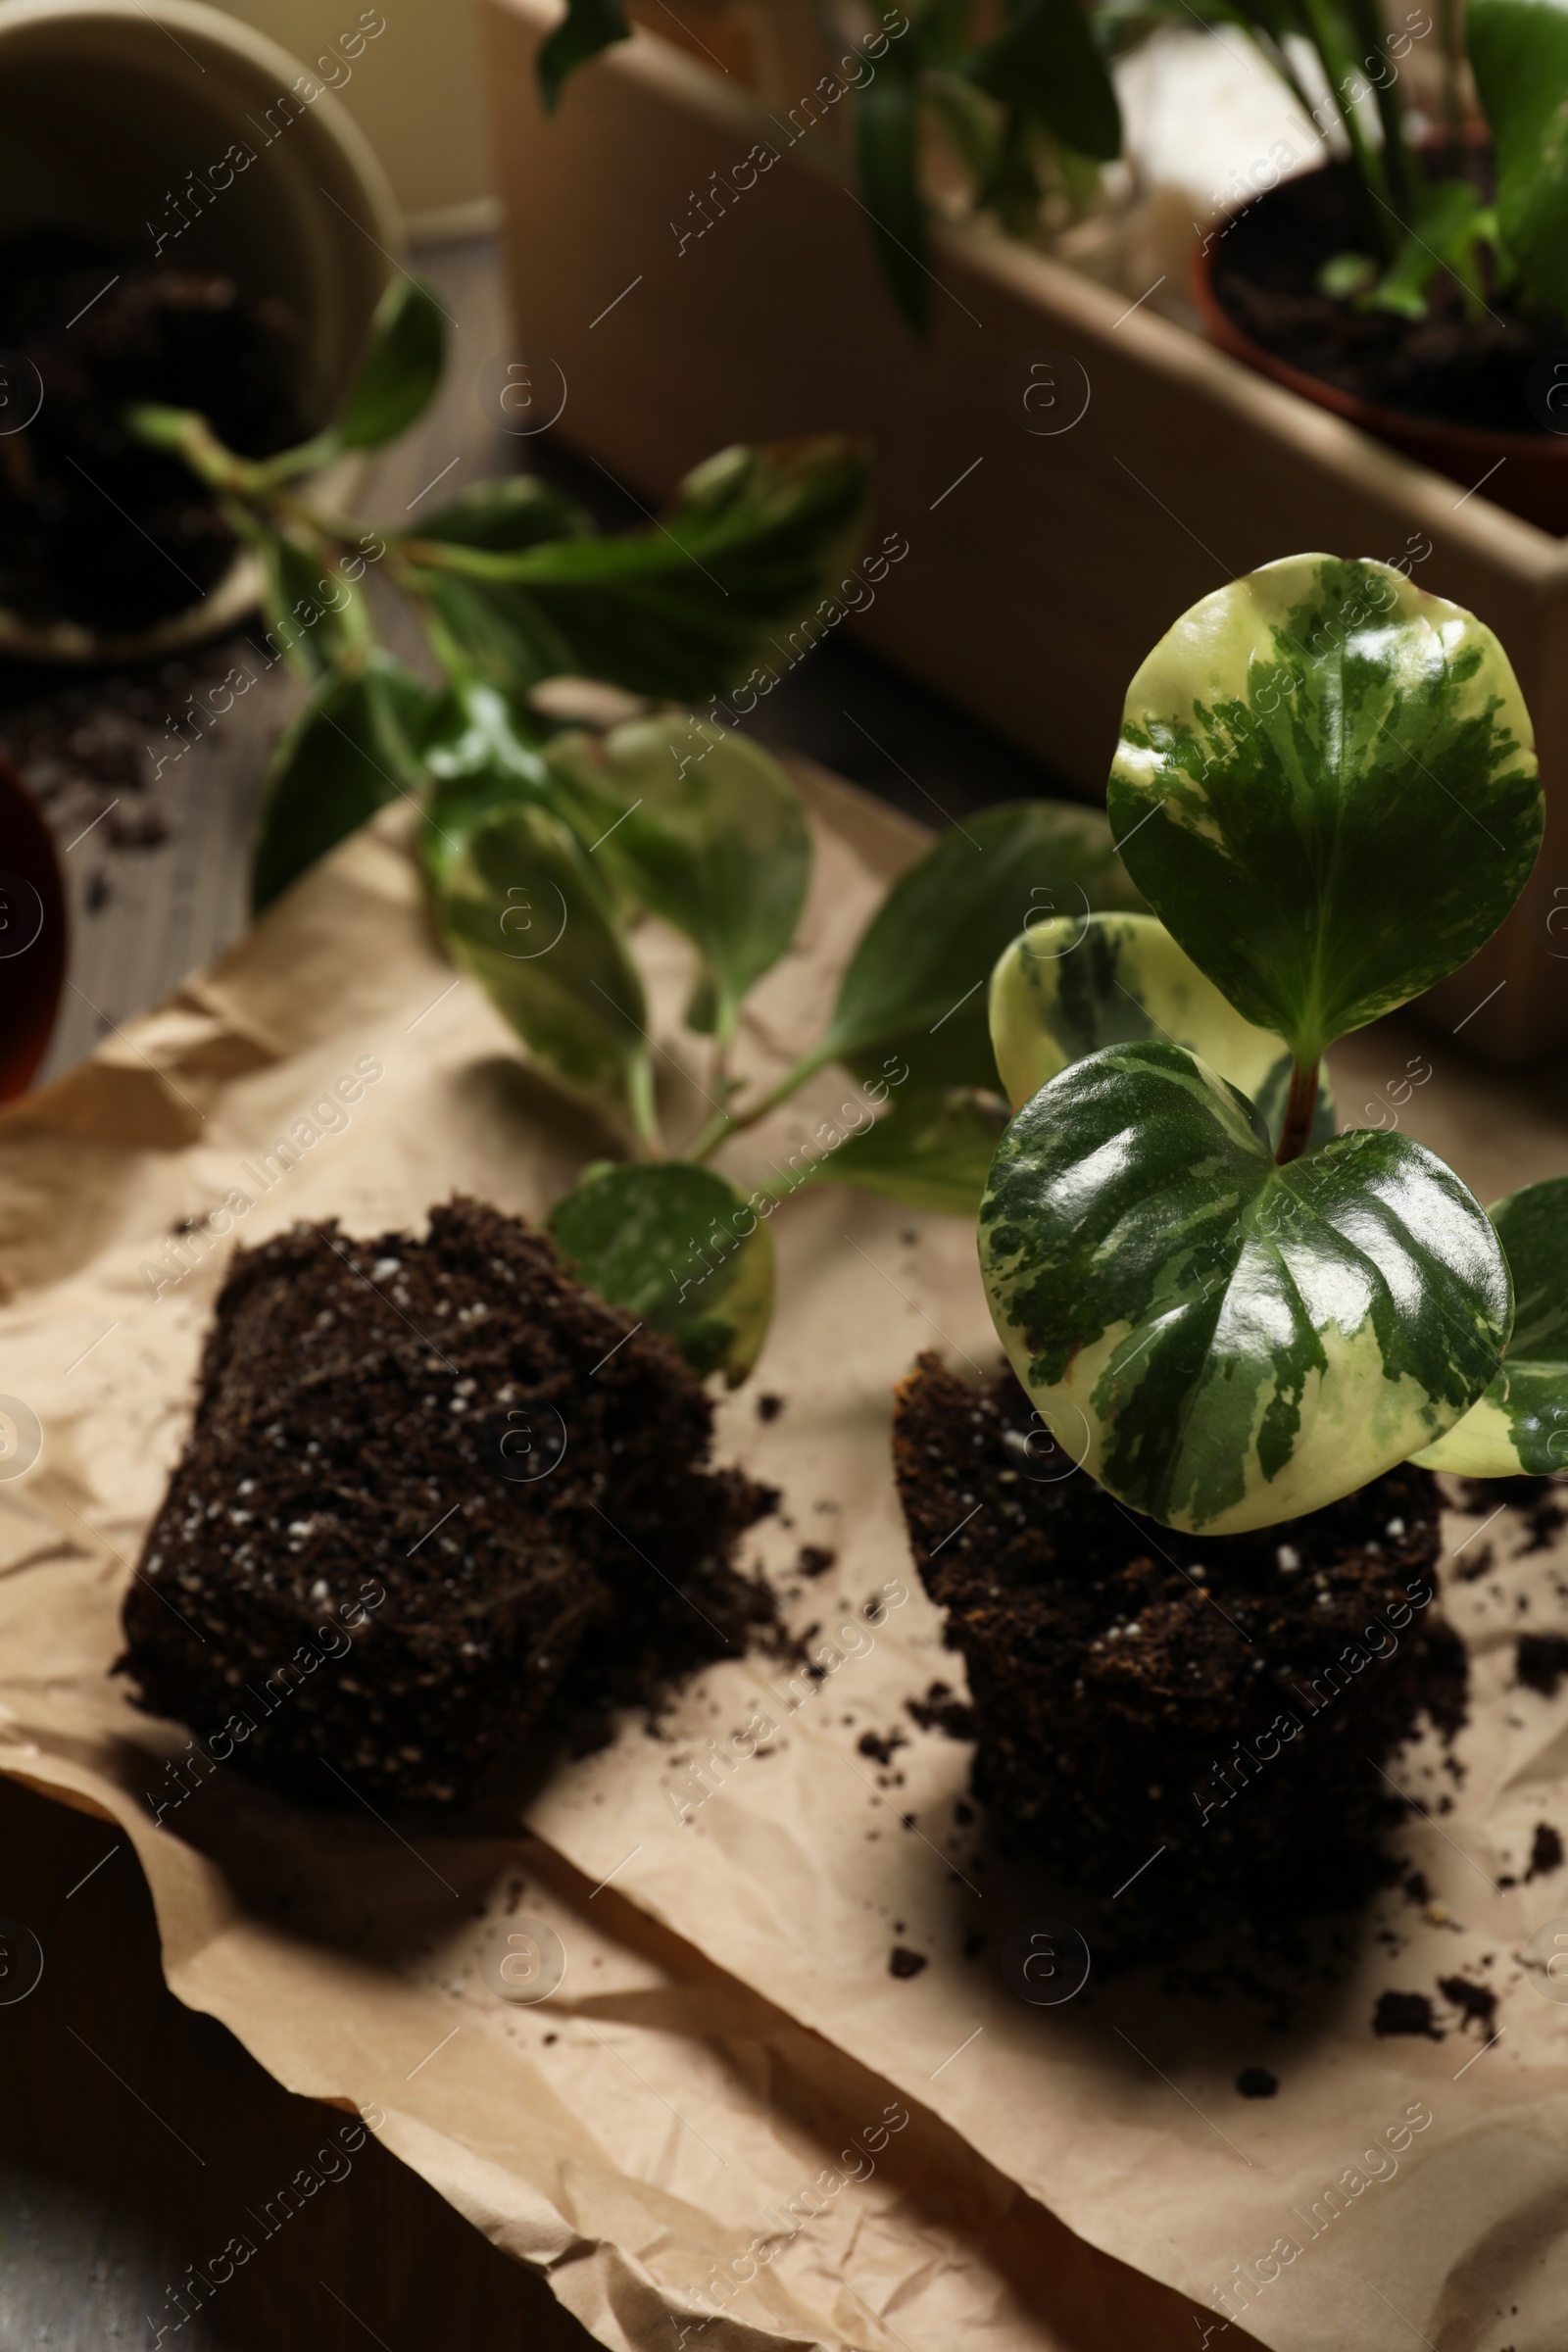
[0,754,67,1101]
[1192,216,1568,536]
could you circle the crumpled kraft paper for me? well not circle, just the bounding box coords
[1,758,1565,2351]
[0,761,1222,2352]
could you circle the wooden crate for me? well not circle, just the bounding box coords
[481,0,1568,1063]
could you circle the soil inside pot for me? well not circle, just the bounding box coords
[0,227,306,631]
[894,1354,1468,1945]
[119,1199,782,1809]
[1207,156,1565,435]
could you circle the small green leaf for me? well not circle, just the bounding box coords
[1363,180,1487,319]
[418,679,556,854]
[1469,0,1568,313]
[337,277,446,452]
[548,1161,773,1383]
[821,801,1144,1092]
[1107,555,1542,1064]
[855,55,929,333]
[1413,1175,1568,1476]
[252,652,431,913]
[406,436,873,703]
[1317,251,1377,300]
[800,1085,1008,1215]
[416,475,592,552]
[252,529,367,682]
[427,796,654,1136]
[989,910,1334,1153]
[543,716,810,1039]
[414,568,563,699]
[537,0,631,112]
[967,0,1122,162]
[979,1040,1510,1534]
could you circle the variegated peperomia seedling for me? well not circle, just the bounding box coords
[978,552,1553,1535]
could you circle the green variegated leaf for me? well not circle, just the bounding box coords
[989,911,1334,1152]
[1107,556,1542,1062]
[548,1161,773,1384]
[790,1086,1008,1216]
[427,795,655,1141]
[978,1040,1510,1534]
[543,717,810,1039]
[820,801,1145,1093]
[1413,1175,1568,1476]
[252,651,431,912]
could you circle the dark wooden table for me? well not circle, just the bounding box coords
[0,229,1068,2349]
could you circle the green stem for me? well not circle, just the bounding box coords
[1300,0,1396,254]
[691,1041,836,1161]
[627,1051,661,1156]
[1275,1055,1320,1165]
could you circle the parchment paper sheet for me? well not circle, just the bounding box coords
[1,760,1565,2351]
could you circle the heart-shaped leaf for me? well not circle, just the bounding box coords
[549,1161,773,1384]
[820,802,1145,1093]
[989,910,1335,1152]
[1469,0,1568,314]
[337,277,446,452]
[537,0,631,111]
[427,796,654,1141]
[799,1085,1009,1215]
[1413,1174,1568,1476]
[543,717,810,1040]
[1106,555,1542,1062]
[979,1041,1510,1533]
[252,651,431,913]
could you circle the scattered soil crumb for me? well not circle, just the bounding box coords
[757,1394,784,1422]
[1236,2068,1278,2098]
[1372,1990,1444,2039]
[906,1680,977,1740]
[1528,1823,1564,1881]
[858,1728,907,1765]
[1516,1633,1568,1697]
[889,1946,927,1979]
[1439,1975,1498,2033]
[797,1544,837,1580]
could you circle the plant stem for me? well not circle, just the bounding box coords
[1275,1056,1320,1165]
[691,1042,836,1162]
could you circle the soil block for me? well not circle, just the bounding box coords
[893,1354,1468,1932]
[119,1199,776,1807]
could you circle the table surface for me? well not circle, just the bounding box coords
[0,230,1069,2351]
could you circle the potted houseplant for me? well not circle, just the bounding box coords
[0,0,400,662]
[1179,0,1568,526]
[897,549,1563,1930]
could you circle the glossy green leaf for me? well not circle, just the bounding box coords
[820,801,1145,1092]
[548,1161,773,1383]
[967,0,1122,161]
[414,568,562,699]
[989,910,1335,1152]
[1106,555,1542,1063]
[543,716,810,1039]
[252,652,431,913]
[416,475,592,553]
[418,679,556,853]
[1413,1175,1568,1476]
[536,0,631,112]
[252,528,367,683]
[979,1040,1510,1534]
[855,54,929,333]
[1469,0,1568,313]
[427,796,654,1138]
[797,1084,1008,1215]
[406,437,873,703]
[337,277,447,452]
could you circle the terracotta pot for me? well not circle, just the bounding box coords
[0,0,404,664]
[1191,194,1568,537]
[0,757,67,1101]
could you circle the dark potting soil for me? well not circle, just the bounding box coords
[0,227,305,630]
[118,1199,780,1808]
[893,1354,1468,1936]
[1208,158,1564,435]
